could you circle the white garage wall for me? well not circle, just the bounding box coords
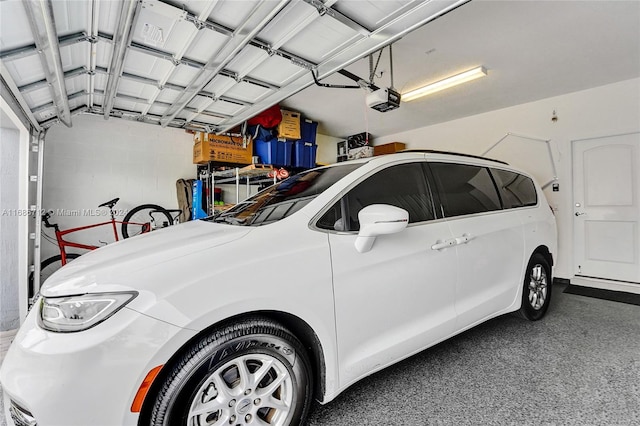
[1,97,31,329]
[0,127,20,330]
[42,114,195,260]
[316,133,342,165]
[374,77,640,280]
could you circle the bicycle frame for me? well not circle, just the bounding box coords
[51,217,149,265]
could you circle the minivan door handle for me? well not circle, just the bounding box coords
[431,239,457,251]
[454,233,474,245]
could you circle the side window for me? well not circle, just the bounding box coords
[317,163,435,231]
[491,169,538,208]
[317,200,342,231]
[430,162,501,217]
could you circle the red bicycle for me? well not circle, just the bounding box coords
[31,197,180,297]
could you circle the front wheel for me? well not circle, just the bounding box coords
[122,204,172,238]
[518,253,552,321]
[149,318,313,426]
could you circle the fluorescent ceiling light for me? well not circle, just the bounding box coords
[402,66,487,102]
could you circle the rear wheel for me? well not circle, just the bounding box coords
[518,253,552,321]
[149,318,313,426]
[28,253,81,298]
[122,204,172,238]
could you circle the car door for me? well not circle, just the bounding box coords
[428,162,526,328]
[316,161,458,388]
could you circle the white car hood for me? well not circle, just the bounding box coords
[40,220,252,298]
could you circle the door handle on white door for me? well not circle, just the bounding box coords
[575,212,586,216]
[455,233,474,245]
[431,239,456,250]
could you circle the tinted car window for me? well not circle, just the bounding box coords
[208,163,362,226]
[319,162,435,231]
[430,162,501,217]
[491,169,538,208]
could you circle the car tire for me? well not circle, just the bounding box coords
[149,317,313,426]
[517,253,552,321]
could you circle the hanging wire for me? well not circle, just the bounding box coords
[389,43,395,90]
[369,49,384,84]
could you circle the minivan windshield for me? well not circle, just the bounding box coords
[205,163,362,226]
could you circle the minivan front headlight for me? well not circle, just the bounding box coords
[39,292,138,332]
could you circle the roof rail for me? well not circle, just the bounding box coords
[401,149,509,165]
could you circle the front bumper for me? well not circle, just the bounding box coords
[0,303,191,426]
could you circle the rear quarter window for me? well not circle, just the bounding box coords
[490,169,538,208]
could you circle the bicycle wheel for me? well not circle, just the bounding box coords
[29,253,81,299]
[122,204,173,239]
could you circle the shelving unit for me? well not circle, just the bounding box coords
[209,164,277,213]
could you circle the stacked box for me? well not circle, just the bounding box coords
[255,139,292,166]
[300,119,318,144]
[348,146,374,160]
[193,132,252,165]
[277,110,301,140]
[373,142,406,156]
[293,140,317,169]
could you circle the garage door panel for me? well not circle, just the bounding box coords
[156,88,182,104]
[281,15,361,63]
[24,88,52,110]
[257,1,319,49]
[59,44,87,71]
[5,56,45,86]
[0,1,34,50]
[201,0,262,29]
[168,64,203,87]
[123,50,174,79]
[51,0,88,36]
[224,82,272,104]
[247,56,307,87]
[205,100,245,116]
[64,74,86,96]
[184,29,230,64]
[226,46,270,78]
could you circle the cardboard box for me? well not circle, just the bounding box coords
[278,110,301,140]
[374,142,406,156]
[193,133,253,165]
[347,146,374,160]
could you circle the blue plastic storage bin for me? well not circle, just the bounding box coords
[255,139,276,165]
[277,140,292,167]
[293,140,317,169]
[255,139,292,166]
[300,119,318,144]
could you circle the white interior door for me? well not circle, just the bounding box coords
[573,133,640,284]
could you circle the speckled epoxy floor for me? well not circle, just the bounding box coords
[1,284,639,426]
[306,284,640,425]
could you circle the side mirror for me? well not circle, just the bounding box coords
[355,204,409,253]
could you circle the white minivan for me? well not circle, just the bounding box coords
[1,151,557,426]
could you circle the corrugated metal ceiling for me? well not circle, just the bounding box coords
[0,0,467,133]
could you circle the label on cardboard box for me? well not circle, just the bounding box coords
[278,110,301,140]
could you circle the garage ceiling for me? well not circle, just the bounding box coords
[1,1,639,139]
[0,0,467,134]
[285,0,640,137]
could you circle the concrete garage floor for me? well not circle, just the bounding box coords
[1,283,639,425]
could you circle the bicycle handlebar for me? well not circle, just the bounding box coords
[42,211,56,228]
